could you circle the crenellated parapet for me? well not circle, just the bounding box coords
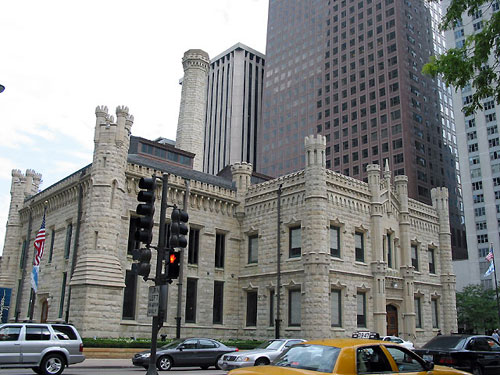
[182,49,210,73]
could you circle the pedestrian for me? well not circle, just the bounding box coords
[436,329,442,336]
[492,329,500,341]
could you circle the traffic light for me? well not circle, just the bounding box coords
[135,177,156,245]
[169,208,188,248]
[132,248,152,279]
[166,249,180,279]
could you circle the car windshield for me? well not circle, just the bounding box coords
[273,344,341,373]
[422,336,467,350]
[161,339,184,349]
[257,340,285,350]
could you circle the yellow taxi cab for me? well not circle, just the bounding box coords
[227,338,471,374]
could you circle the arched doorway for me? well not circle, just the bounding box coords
[386,305,398,336]
[40,300,48,323]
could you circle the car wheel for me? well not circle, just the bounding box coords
[215,355,223,370]
[472,366,483,375]
[40,353,65,375]
[157,355,173,371]
[32,368,42,375]
[200,365,209,370]
[255,358,269,366]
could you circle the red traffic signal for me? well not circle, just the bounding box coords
[166,250,180,279]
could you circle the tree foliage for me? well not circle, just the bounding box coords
[424,0,500,114]
[456,284,499,333]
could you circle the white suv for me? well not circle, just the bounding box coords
[0,323,85,375]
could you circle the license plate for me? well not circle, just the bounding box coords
[423,355,433,361]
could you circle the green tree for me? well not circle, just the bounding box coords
[424,0,500,115]
[456,284,499,333]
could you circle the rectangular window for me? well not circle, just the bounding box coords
[289,227,302,258]
[415,297,422,328]
[48,229,55,263]
[58,272,67,319]
[122,270,137,320]
[188,228,199,265]
[215,233,225,268]
[269,290,275,327]
[185,278,197,323]
[387,233,393,268]
[127,218,139,256]
[331,290,342,327]
[330,226,341,258]
[213,281,224,324]
[289,289,301,327]
[357,292,366,327]
[248,235,258,264]
[64,223,72,259]
[431,299,439,328]
[411,244,419,271]
[355,232,365,262]
[428,248,436,274]
[246,290,258,326]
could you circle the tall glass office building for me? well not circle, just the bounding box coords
[258,0,467,259]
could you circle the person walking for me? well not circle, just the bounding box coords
[492,329,500,341]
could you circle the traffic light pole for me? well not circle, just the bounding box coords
[146,173,168,375]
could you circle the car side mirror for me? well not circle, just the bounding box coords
[178,345,185,351]
[423,360,434,371]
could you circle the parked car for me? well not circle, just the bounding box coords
[414,334,500,375]
[381,335,415,350]
[227,338,470,375]
[0,322,85,375]
[352,330,381,339]
[218,338,305,370]
[132,337,238,371]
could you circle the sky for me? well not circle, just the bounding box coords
[0,0,269,255]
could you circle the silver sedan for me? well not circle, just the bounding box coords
[217,338,305,371]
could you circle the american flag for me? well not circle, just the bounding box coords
[486,245,494,262]
[31,212,46,293]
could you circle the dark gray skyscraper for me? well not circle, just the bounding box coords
[258,0,467,259]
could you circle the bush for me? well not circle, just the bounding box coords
[82,337,264,349]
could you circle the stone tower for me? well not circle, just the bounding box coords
[69,106,132,337]
[395,174,416,340]
[0,170,41,320]
[301,135,330,339]
[431,187,458,334]
[231,162,253,220]
[176,49,210,171]
[367,164,387,335]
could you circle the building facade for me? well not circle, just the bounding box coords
[0,106,456,345]
[257,0,467,260]
[203,43,265,175]
[442,0,500,290]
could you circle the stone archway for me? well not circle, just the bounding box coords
[386,305,398,336]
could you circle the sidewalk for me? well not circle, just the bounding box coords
[74,358,133,368]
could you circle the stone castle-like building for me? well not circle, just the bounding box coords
[0,105,456,345]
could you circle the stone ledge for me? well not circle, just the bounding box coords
[83,347,142,359]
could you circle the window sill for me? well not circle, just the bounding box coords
[286,257,301,262]
[354,261,368,266]
[244,327,257,330]
[120,320,137,325]
[285,326,302,331]
[245,263,258,268]
[331,327,345,331]
[331,257,344,262]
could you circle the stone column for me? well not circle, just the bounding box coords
[301,135,330,339]
[431,187,458,334]
[367,164,387,335]
[69,106,132,337]
[176,49,210,171]
[395,175,416,341]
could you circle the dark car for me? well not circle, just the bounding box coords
[414,334,500,375]
[132,337,238,371]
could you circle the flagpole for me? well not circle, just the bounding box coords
[492,244,500,326]
[28,203,47,321]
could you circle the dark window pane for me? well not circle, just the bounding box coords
[122,270,137,320]
[246,291,258,326]
[185,278,197,323]
[213,281,224,324]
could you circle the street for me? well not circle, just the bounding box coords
[1,359,228,375]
